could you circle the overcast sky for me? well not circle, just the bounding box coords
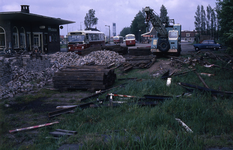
[0,0,217,36]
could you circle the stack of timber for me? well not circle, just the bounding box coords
[128,47,151,56]
[122,55,156,71]
[102,45,128,55]
[53,66,116,90]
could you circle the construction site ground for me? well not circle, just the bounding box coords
[1,41,232,150]
[4,42,196,107]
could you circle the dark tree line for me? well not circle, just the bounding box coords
[194,4,218,39]
[194,0,233,53]
[216,0,233,53]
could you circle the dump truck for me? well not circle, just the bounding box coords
[145,6,181,56]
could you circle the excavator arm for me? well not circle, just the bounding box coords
[145,6,168,38]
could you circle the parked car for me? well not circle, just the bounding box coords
[193,40,221,51]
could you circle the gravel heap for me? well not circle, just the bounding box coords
[0,50,125,99]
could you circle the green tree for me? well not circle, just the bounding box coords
[210,7,217,38]
[215,2,221,39]
[206,5,212,35]
[160,5,169,26]
[130,11,147,41]
[120,27,131,37]
[194,5,201,43]
[201,5,206,34]
[84,9,98,29]
[194,5,201,33]
[216,0,233,53]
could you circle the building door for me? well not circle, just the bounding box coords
[33,32,43,52]
[0,27,5,51]
[44,33,48,53]
[26,32,31,51]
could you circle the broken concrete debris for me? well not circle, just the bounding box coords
[0,50,125,99]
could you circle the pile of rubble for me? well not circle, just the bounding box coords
[0,50,126,100]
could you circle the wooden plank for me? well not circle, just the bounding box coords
[53,76,104,81]
[53,80,105,85]
[54,72,106,77]
[55,129,77,134]
[60,68,111,73]
[54,84,107,90]
[64,65,108,70]
[50,131,75,136]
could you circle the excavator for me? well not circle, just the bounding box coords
[145,6,181,56]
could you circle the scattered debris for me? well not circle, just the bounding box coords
[178,82,233,96]
[117,78,138,81]
[48,107,77,118]
[89,101,158,108]
[166,78,172,86]
[204,64,215,68]
[142,95,173,101]
[199,73,215,77]
[56,105,78,109]
[161,69,196,79]
[195,71,209,88]
[175,118,193,133]
[122,55,156,71]
[79,83,127,102]
[176,93,192,98]
[50,129,77,136]
[108,93,137,99]
[9,121,59,133]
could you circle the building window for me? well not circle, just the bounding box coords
[33,34,39,47]
[13,27,19,48]
[33,33,43,51]
[186,33,190,37]
[20,27,26,49]
[0,27,5,49]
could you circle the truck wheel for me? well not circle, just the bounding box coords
[158,38,170,52]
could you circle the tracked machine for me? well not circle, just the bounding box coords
[145,6,181,56]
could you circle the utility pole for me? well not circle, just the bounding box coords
[80,22,82,30]
[105,25,110,44]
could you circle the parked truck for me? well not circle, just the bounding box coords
[145,6,181,56]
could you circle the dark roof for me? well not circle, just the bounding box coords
[0,11,75,25]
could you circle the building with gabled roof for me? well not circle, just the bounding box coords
[0,5,75,53]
